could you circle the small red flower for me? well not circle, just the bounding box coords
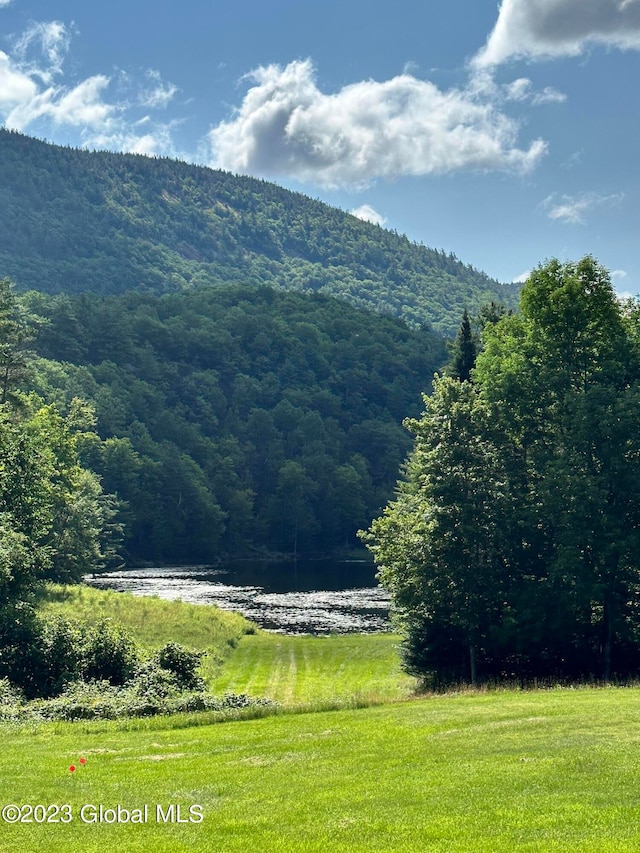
[69,765,76,773]
[79,757,86,765]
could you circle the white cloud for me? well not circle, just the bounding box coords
[475,0,640,67]
[5,74,115,130]
[0,0,13,7]
[513,269,531,282]
[12,21,71,82]
[208,59,546,188]
[139,70,179,109]
[531,86,567,105]
[350,204,387,226]
[541,191,624,224]
[616,291,635,300]
[0,50,38,110]
[0,19,182,157]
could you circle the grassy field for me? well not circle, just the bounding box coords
[210,632,415,705]
[18,584,640,851]
[2,687,640,852]
[42,584,414,705]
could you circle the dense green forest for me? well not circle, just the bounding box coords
[24,284,447,562]
[0,130,517,336]
[365,258,640,683]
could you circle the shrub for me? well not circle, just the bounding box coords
[83,618,140,685]
[153,642,205,690]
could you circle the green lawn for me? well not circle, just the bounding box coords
[210,631,415,705]
[2,688,640,852]
[24,585,640,851]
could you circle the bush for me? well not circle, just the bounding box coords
[83,619,139,685]
[130,659,183,699]
[153,642,205,690]
[0,613,86,699]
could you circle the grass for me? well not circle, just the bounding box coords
[40,584,254,681]
[210,631,415,706]
[41,583,414,706]
[2,687,640,851]
[22,584,640,850]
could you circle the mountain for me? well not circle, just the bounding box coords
[27,286,447,561]
[0,129,517,336]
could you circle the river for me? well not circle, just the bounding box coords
[85,559,391,635]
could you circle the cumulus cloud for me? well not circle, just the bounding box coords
[513,269,532,282]
[3,69,115,132]
[350,204,386,226]
[0,50,38,111]
[0,19,181,157]
[541,191,624,223]
[208,59,546,188]
[611,268,628,279]
[474,0,640,67]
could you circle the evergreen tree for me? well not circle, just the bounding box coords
[448,309,477,382]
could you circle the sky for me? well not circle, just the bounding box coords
[0,0,638,295]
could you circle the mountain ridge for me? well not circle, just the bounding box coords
[0,128,517,336]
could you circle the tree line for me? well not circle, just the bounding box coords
[364,257,640,684]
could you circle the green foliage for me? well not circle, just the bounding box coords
[40,583,253,681]
[153,642,205,691]
[447,308,478,381]
[83,618,140,686]
[25,285,447,559]
[0,129,517,336]
[366,257,640,683]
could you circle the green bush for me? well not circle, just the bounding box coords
[83,618,140,685]
[153,642,205,690]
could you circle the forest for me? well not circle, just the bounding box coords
[21,283,447,562]
[0,129,517,336]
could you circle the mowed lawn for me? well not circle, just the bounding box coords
[2,688,640,852]
[210,631,415,705]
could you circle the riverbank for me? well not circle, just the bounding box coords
[40,584,409,703]
[84,560,390,634]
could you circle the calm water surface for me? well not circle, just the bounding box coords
[86,560,391,635]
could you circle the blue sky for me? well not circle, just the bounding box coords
[1,0,638,294]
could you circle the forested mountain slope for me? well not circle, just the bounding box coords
[0,129,517,336]
[26,286,447,561]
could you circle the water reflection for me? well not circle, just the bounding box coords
[86,561,391,635]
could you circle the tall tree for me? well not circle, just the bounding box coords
[366,257,640,683]
[448,309,477,382]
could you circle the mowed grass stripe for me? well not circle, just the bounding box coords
[211,632,415,705]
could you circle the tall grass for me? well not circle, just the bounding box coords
[40,584,254,681]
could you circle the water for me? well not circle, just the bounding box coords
[85,560,391,635]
